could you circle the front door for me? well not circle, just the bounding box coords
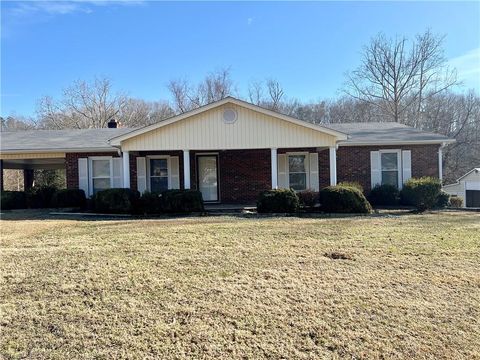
[197,155,219,202]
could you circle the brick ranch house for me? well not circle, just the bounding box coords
[0,97,455,203]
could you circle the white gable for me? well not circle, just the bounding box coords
[115,99,344,151]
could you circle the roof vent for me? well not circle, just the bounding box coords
[223,108,237,124]
[108,118,118,128]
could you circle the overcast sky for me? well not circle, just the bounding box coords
[1,1,479,117]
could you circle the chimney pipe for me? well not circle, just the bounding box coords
[108,118,118,128]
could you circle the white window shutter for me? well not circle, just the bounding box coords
[169,156,180,189]
[277,154,288,189]
[78,158,89,196]
[112,158,123,188]
[402,150,412,184]
[136,157,147,194]
[370,151,381,189]
[309,152,319,191]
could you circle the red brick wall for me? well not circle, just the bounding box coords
[336,144,440,192]
[65,144,440,201]
[65,152,119,189]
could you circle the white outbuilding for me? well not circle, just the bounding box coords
[443,168,480,208]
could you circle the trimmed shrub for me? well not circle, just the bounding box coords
[369,184,399,206]
[449,196,463,208]
[52,189,86,208]
[93,188,140,214]
[139,191,163,214]
[338,181,364,193]
[400,177,442,211]
[159,190,204,213]
[319,185,372,214]
[436,191,450,208]
[257,189,300,213]
[1,191,27,210]
[26,186,58,208]
[297,189,319,208]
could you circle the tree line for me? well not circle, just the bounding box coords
[1,30,478,185]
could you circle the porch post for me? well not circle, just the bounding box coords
[271,148,278,189]
[23,169,34,190]
[329,146,337,186]
[122,151,130,189]
[183,150,190,189]
[438,143,444,183]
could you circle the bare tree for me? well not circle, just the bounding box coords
[37,77,127,129]
[266,79,285,111]
[1,115,37,131]
[345,30,458,123]
[168,68,235,113]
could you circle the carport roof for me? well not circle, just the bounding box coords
[0,128,131,153]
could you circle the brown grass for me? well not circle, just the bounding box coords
[1,211,479,359]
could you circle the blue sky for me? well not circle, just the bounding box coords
[1,1,479,117]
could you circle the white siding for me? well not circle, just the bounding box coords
[121,104,337,151]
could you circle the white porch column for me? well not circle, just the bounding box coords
[438,144,444,183]
[271,148,278,189]
[329,146,337,186]
[183,150,191,189]
[122,151,130,189]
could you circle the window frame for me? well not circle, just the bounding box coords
[286,152,310,192]
[146,155,170,192]
[379,149,402,189]
[88,156,113,196]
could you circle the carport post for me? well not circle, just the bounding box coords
[0,160,3,191]
[23,169,34,190]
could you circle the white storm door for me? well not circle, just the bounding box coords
[197,155,219,202]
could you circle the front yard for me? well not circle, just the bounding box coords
[0,211,479,359]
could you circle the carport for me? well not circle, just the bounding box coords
[0,153,66,191]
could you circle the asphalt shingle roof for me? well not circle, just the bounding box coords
[324,122,452,143]
[0,122,452,153]
[0,128,132,152]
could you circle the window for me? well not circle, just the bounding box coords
[149,158,168,193]
[381,152,399,187]
[91,158,112,195]
[288,154,308,191]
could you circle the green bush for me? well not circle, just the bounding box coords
[319,185,372,213]
[0,191,27,210]
[297,189,319,208]
[400,177,442,211]
[26,186,58,208]
[257,189,300,213]
[436,191,450,208]
[52,189,86,208]
[449,196,463,208]
[337,181,364,193]
[158,190,204,213]
[93,188,140,214]
[369,184,399,206]
[139,191,163,214]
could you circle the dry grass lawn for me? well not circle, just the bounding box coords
[1,211,479,359]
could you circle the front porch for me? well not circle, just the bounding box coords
[123,147,338,204]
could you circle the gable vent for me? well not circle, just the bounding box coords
[223,108,237,124]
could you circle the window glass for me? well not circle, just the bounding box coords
[381,153,398,187]
[91,159,111,195]
[288,155,307,191]
[150,158,168,193]
[92,160,110,177]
